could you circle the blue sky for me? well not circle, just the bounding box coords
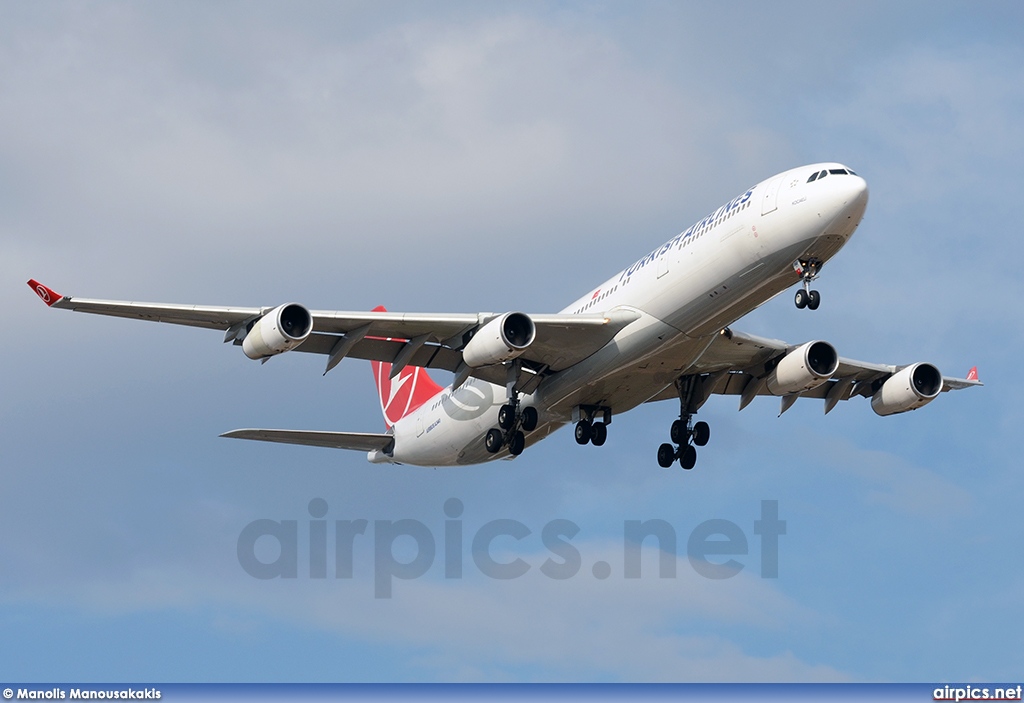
[2,1,1022,683]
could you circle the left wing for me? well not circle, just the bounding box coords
[27,280,639,388]
[647,327,982,415]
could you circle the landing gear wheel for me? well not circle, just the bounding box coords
[591,422,608,447]
[574,420,592,445]
[807,289,821,310]
[485,428,504,454]
[508,431,526,456]
[657,443,675,468]
[521,406,538,432]
[670,419,686,444]
[692,421,710,447]
[679,444,697,470]
[497,404,516,430]
[795,289,808,309]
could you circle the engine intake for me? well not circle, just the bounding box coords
[242,303,313,360]
[766,340,839,396]
[462,312,536,368]
[871,362,943,416]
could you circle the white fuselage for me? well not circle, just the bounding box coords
[373,163,869,466]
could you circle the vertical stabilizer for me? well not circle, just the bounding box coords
[369,306,445,428]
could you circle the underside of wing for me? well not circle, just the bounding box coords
[646,326,982,415]
[221,429,394,452]
[295,308,641,387]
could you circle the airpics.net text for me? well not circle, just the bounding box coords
[237,498,786,598]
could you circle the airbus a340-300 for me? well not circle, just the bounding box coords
[29,163,981,469]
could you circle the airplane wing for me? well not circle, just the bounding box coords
[646,327,982,414]
[221,429,394,451]
[26,280,639,388]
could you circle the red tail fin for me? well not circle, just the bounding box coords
[369,306,445,428]
[966,366,979,381]
[27,279,63,306]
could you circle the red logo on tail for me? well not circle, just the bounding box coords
[369,306,444,428]
[966,366,979,382]
[27,279,62,307]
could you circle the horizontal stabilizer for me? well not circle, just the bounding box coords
[221,428,393,452]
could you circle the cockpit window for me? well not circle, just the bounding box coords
[808,168,857,184]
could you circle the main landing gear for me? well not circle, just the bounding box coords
[657,376,711,470]
[793,258,822,310]
[574,406,611,447]
[657,418,710,470]
[484,399,537,457]
[484,361,539,457]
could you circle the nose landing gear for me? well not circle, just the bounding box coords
[793,258,822,310]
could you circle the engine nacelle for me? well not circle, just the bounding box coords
[871,362,942,416]
[241,303,313,360]
[766,340,839,396]
[462,312,536,368]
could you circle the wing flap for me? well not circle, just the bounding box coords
[295,333,465,373]
[221,429,393,452]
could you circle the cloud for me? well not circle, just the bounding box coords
[2,537,846,682]
[0,8,737,282]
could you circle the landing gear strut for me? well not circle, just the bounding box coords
[793,258,822,310]
[484,360,538,457]
[657,376,711,470]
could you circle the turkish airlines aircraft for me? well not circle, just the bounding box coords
[28,163,981,469]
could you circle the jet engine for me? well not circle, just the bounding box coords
[765,340,839,396]
[241,303,313,360]
[462,312,536,368]
[871,362,942,416]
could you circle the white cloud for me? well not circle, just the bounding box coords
[2,540,846,682]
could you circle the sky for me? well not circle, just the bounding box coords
[2,0,1023,684]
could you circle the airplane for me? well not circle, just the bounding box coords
[27,162,981,469]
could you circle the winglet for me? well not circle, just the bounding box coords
[966,366,979,382]
[27,279,63,307]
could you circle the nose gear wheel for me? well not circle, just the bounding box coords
[793,258,822,310]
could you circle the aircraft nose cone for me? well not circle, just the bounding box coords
[819,172,869,237]
[848,174,869,207]
[842,174,869,220]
